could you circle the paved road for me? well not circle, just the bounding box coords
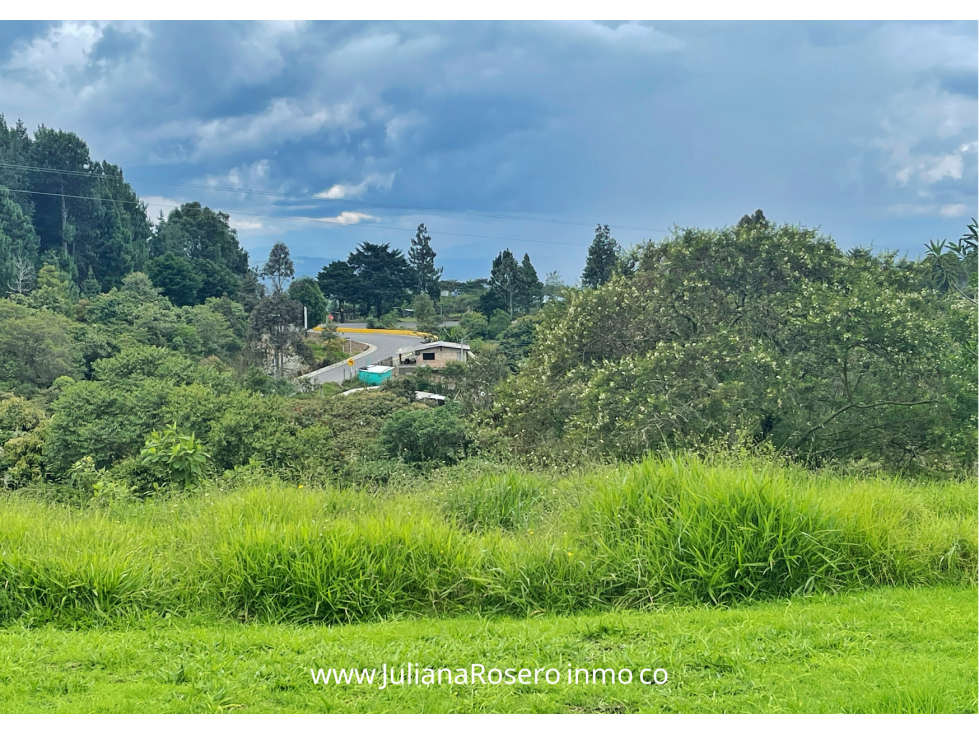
[339,320,460,329]
[303,331,425,385]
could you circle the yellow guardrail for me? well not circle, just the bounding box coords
[336,327,426,336]
[312,325,437,338]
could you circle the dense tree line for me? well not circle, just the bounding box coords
[1,115,252,307]
[499,215,977,475]
[1,112,974,488]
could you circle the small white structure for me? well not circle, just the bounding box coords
[397,341,472,369]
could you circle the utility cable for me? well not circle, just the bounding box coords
[0,162,671,234]
[2,187,593,249]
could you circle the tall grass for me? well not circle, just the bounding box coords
[0,455,974,625]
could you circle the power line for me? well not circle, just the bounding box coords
[3,187,593,249]
[0,161,671,235]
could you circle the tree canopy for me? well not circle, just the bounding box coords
[581,224,619,288]
[408,224,443,302]
[348,242,413,318]
[499,219,977,474]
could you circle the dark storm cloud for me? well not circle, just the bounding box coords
[0,20,975,279]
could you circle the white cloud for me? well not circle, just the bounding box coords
[921,154,965,183]
[3,20,149,83]
[888,202,971,218]
[230,218,263,230]
[264,20,306,35]
[314,172,396,200]
[5,21,105,82]
[199,160,275,192]
[193,99,359,158]
[314,211,377,225]
[940,204,967,218]
[875,88,977,188]
[140,195,183,214]
[554,21,683,53]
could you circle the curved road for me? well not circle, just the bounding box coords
[303,331,425,385]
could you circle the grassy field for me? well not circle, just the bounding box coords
[0,587,974,713]
[1,456,975,625]
[1,456,974,712]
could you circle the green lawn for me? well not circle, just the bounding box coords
[0,586,974,713]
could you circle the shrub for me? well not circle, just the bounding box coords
[381,405,469,465]
[139,424,210,491]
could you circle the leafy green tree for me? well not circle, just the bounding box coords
[488,249,521,318]
[204,390,299,470]
[457,310,489,340]
[412,293,441,336]
[348,241,413,318]
[146,252,202,306]
[202,296,248,344]
[248,291,305,377]
[737,208,768,228]
[261,241,294,294]
[925,218,977,305]
[29,262,75,316]
[1,121,151,290]
[0,300,81,390]
[317,259,360,322]
[488,309,511,338]
[581,224,619,288]
[442,343,510,414]
[498,314,540,370]
[185,300,245,359]
[150,202,248,273]
[195,258,240,301]
[500,219,976,473]
[42,347,231,475]
[408,223,443,301]
[288,276,329,327]
[79,268,101,297]
[543,270,565,300]
[381,405,468,465]
[86,161,151,288]
[0,395,48,486]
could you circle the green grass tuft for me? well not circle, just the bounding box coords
[1,455,974,626]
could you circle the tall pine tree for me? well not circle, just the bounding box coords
[516,252,542,314]
[581,224,619,288]
[408,223,443,301]
[488,249,521,318]
[0,186,40,294]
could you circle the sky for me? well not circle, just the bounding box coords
[0,20,976,281]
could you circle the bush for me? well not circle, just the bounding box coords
[139,424,211,491]
[381,405,469,465]
[0,300,82,391]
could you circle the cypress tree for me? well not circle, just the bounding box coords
[581,224,619,288]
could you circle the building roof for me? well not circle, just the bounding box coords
[359,364,394,374]
[404,341,472,354]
